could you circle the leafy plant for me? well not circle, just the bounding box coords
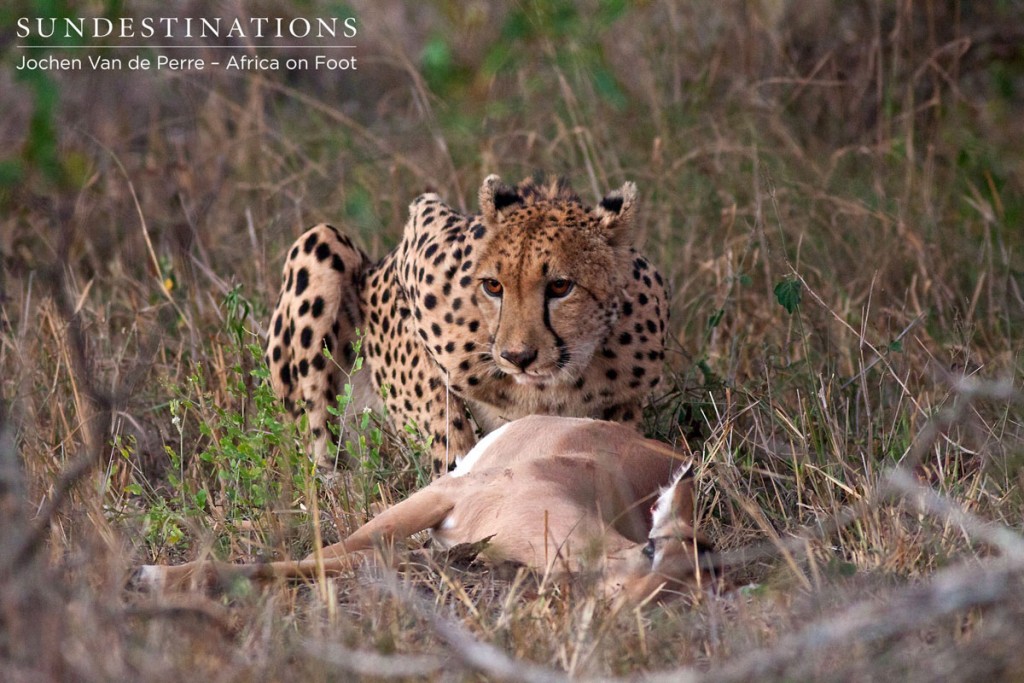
[774,278,802,315]
[113,288,310,552]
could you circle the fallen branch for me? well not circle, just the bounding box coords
[300,639,447,678]
[377,571,572,683]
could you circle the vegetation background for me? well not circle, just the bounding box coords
[1,0,1022,680]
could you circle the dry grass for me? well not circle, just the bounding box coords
[2,0,1023,680]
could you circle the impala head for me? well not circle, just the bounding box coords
[618,464,716,603]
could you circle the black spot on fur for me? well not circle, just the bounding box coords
[295,268,309,296]
[315,243,332,261]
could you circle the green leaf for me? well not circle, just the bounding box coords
[597,0,628,25]
[591,64,626,109]
[420,35,455,91]
[774,278,802,314]
[0,159,24,187]
[837,561,857,577]
[482,43,514,77]
[697,359,717,383]
[707,308,724,330]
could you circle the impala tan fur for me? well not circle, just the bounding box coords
[134,416,715,603]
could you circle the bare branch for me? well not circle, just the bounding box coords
[377,572,571,683]
[882,467,1024,560]
[642,556,1023,683]
[300,639,447,678]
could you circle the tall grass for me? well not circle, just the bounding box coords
[1,1,1022,680]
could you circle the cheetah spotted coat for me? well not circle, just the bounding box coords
[266,175,669,473]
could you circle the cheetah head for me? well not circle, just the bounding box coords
[472,174,637,386]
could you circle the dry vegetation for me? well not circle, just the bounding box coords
[1,0,1023,680]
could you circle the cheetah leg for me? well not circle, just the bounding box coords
[376,351,479,475]
[359,260,479,475]
[422,376,479,474]
[368,325,478,473]
[265,223,373,467]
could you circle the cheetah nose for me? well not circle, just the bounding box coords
[500,348,538,370]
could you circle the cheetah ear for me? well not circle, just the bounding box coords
[479,174,523,225]
[595,181,638,247]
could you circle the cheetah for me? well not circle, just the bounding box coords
[266,174,669,473]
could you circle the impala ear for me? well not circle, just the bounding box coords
[651,463,695,530]
[594,181,638,247]
[479,174,523,225]
[672,468,695,524]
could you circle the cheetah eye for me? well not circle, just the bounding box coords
[546,279,574,298]
[481,278,504,297]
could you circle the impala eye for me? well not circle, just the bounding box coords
[546,279,574,298]
[642,539,656,561]
[481,278,503,297]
